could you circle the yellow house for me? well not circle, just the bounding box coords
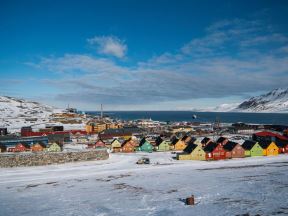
[177,143,206,160]
[111,139,122,153]
[174,135,190,151]
[259,141,279,156]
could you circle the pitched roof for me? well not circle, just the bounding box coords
[217,137,227,143]
[258,140,272,149]
[181,135,189,141]
[121,139,133,147]
[139,138,146,146]
[96,139,105,144]
[171,136,179,145]
[201,137,211,145]
[34,142,46,148]
[16,143,30,148]
[203,142,218,153]
[275,137,288,148]
[242,140,257,150]
[186,137,197,146]
[223,141,239,151]
[155,136,163,146]
[183,143,198,154]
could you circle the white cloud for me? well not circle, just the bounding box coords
[87,36,127,58]
[30,18,288,109]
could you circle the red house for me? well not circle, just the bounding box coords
[203,142,226,160]
[275,138,288,154]
[87,139,106,149]
[14,143,30,152]
[95,139,106,148]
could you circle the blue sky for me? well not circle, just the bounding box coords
[0,0,288,110]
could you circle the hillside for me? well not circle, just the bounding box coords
[0,96,62,130]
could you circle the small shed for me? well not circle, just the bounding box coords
[223,141,245,158]
[242,140,263,157]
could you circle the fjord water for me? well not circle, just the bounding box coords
[87,111,288,125]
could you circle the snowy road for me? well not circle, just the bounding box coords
[0,153,288,216]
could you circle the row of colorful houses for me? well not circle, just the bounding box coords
[177,135,288,161]
[88,135,191,153]
[0,142,62,153]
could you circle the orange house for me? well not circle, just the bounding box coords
[31,143,46,152]
[121,139,135,153]
[174,135,190,151]
[259,141,279,156]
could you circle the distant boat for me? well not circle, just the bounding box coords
[192,114,197,119]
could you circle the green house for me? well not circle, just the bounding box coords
[242,140,263,157]
[45,143,61,152]
[157,140,171,151]
[137,138,153,153]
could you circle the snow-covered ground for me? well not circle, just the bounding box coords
[0,152,288,216]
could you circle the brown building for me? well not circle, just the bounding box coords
[223,141,245,158]
[121,139,136,153]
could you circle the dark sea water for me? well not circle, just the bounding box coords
[86,111,288,125]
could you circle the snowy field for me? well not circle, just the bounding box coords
[0,152,288,216]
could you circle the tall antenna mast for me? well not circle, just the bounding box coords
[101,104,103,119]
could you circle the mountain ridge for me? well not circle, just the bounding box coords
[206,88,288,113]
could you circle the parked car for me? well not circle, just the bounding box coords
[136,157,150,164]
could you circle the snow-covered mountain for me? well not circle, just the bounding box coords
[234,88,288,113]
[0,96,62,130]
[0,96,58,119]
[199,88,288,113]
